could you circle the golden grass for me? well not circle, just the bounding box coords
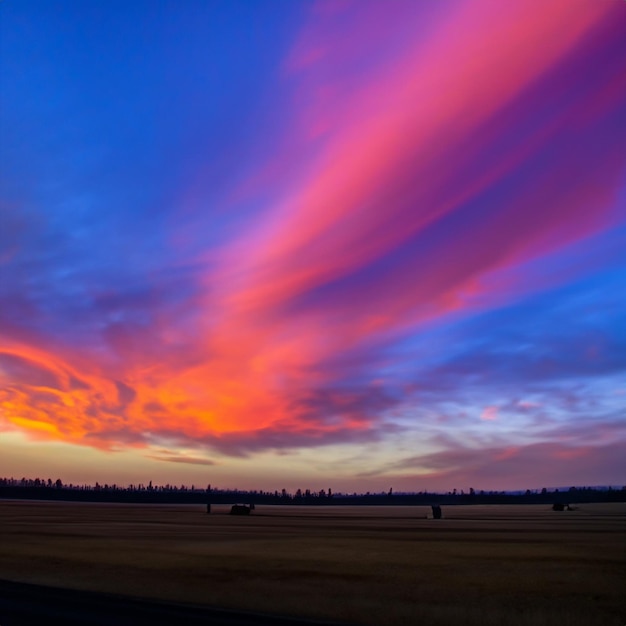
[0,501,624,625]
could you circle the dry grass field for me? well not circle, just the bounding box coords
[0,500,624,625]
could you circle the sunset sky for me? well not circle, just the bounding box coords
[1,0,625,493]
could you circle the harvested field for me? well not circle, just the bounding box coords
[0,500,624,625]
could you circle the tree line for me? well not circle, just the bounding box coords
[0,477,624,505]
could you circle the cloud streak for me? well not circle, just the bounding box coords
[1,0,624,488]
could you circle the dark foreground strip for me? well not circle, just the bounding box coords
[0,579,351,626]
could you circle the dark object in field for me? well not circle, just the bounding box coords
[431,505,442,519]
[230,503,254,515]
[206,503,211,514]
[552,503,572,511]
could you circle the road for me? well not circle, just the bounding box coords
[0,579,349,626]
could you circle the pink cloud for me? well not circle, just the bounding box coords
[518,400,541,409]
[480,406,499,421]
[2,1,624,470]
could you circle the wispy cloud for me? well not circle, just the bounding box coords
[145,452,217,467]
[0,0,624,488]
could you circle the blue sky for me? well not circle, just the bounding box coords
[1,0,624,491]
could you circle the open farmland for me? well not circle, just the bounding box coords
[0,501,624,625]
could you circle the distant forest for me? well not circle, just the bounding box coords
[1,477,624,506]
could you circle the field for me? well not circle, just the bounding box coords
[0,500,624,625]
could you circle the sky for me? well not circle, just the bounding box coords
[0,0,625,493]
